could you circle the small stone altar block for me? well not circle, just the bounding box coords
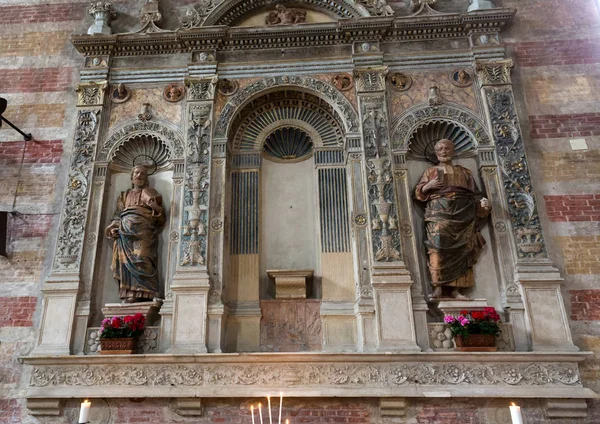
[102,301,162,325]
[267,269,313,299]
[437,298,489,317]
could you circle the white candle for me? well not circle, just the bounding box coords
[251,405,256,424]
[278,392,283,424]
[267,396,273,424]
[259,403,264,424]
[285,420,289,424]
[509,402,523,424]
[78,400,91,423]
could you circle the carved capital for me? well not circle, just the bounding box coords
[476,59,514,86]
[76,81,107,106]
[354,67,388,92]
[186,76,218,101]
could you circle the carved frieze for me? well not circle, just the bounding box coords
[215,76,359,138]
[180,104,212,267]
[30,361,582,388]
[54,110,100,270]
[359,0,394,16]
[76,81,107,106]
[260,300,322,352]
[485,88,547,259]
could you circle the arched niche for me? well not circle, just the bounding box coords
[391,103,502,313]
[200,0,369,28]
[90,123,184,326]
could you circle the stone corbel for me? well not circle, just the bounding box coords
[380,398,407,417]
[545,399,588,418]
[76,81,108,106]
[26,399,63,416]
[174,398,203,417]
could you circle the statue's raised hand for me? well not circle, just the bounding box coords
[422,176,443,194]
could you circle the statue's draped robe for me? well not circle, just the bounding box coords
[415,164,487,288]
[111,188,165,300]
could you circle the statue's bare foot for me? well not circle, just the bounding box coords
[428,286,442,301]
[451,289,471,300]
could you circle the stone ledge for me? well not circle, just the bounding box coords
[21,352,598,401]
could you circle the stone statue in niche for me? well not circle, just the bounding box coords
[414,139,491,301]
[105,165,166,303]
[265,5,307,25]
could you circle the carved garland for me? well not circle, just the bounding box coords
[215,75,359,138]
[30,362,581,388]
[54,110,100,270]
[391,104,491,151]
[100,121,185,162]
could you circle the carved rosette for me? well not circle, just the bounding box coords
[180,104,213,267]
[76,81,108,106]
[215,75,359,138]
[483,83,547,259]
[54,110,100,270]
[360,94,401,263]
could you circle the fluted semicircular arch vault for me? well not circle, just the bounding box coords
[230,90,345,152]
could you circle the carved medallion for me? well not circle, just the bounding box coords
[218,79,239,96]
[332,73,354,91]
[450,69,473,87]
[354,214,367,227]
[163,83,185,103]
[110,83,131,104]
[389,73,412,91]
[210,218,223,231]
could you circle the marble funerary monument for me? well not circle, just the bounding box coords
[21,0,597,419]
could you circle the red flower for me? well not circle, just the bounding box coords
[111,317,121,329]
[460,310,468,315]
[471,311,485,320]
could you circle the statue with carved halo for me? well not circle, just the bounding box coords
[414,139,491,301]
[105,158,165,303]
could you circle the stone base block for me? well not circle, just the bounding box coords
[174,398,203,417]
[102,301,162,325]
[546,399,588,418]
[227,315,261,352]
[437,298,489,317]
[27,398,63,416]
[380,398,407,417]
[322,315,357,352]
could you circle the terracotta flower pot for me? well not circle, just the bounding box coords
[454,334,497,352]
[100,337,136,354]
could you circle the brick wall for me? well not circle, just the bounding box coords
[571,290,600,321]
[544,195,600,222]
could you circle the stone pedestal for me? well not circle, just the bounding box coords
[267,269,313,299]
[102,301,162,326]
[467,0,496,12]
[437,299,490,317]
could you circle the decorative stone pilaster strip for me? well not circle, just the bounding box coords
[76,81,107,106]
[53,110,101,271]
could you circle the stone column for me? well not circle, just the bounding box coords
[476,59,578,351]
[168,77,217,353]
[354,67,419,352]
[315,149,356,351]
[33,82,107,355]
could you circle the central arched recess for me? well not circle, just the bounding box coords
[224,87,355,352]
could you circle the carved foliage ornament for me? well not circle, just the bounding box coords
[180,104,212,267]
[354,67,388,92]
[486,88,546,258]
[359,0,394,16]
[391,105,490,150]
[76,81,108,106]
[476,59,514,86]
[180,0,219,30]
[215,75,359,137]
[361,95,401,262]
[30,362,581,388]
[187,77,218,101]
[54,110,100,270]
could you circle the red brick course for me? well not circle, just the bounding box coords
[0,3,84,24]
[0,68,72,94]
[0,399,21,424]
[0,140,63,165]
[0,296,37,327]
[571,290,600,321]
[513,39,600,67]
[544,194,600,222]
[9,214,54,239]
[529,113,600,139]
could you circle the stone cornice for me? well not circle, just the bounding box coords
[70,9,515,57]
